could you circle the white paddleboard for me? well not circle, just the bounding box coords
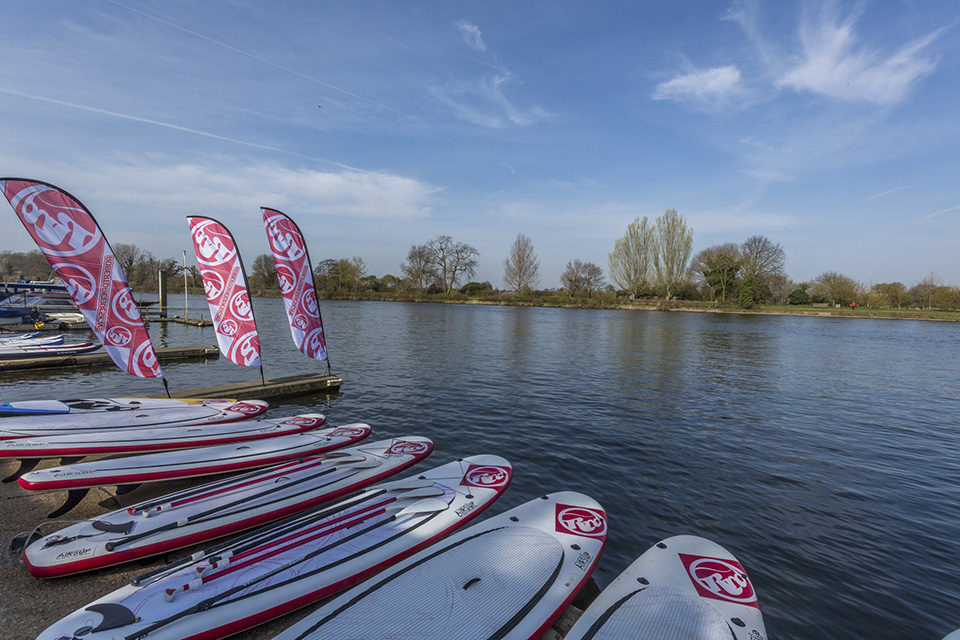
[33,455,512,640]
[564,535,767,640]
[0,340,100,358]
[18,424,372,491]
[22,436,434,578]
[273,490,607,640]
[0,413,327,459]
[0,398,269,437]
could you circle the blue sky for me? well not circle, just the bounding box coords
[2,0,958,289]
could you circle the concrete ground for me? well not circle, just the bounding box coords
[0,457,586,640]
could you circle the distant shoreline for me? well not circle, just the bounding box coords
[304,293,960,323]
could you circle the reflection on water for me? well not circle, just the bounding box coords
[3,297,959,639]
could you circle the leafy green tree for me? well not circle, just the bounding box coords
[871,282,907,308]
[931,285,960,311]
[653,208,693,300]
[460,281,493,295]
[690,243,742,304]
[738,276,754,309]
[608,216,654,299]
[812,271,862,306]
[788,283,810,305]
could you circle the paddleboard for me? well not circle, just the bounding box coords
[0,413,328,460]
[18,424,372,492]
[273,490,607,640]
[22,436,434,578]
[0,333,64,346]
[0,340,100,358]
[33,455,511,640]
[564,535,767,640]
[0,398,269,436]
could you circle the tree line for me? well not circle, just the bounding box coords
[4,213,960,311]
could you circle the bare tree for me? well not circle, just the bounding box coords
[561,259,605,297]
[113,243,143,278]
[426,235,479,295]
[608,216,654,298]
[400,244,436,294]
[652,208,693,300]
[740,235,786,304]
[503,233,541,292]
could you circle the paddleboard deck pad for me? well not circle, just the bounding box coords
[0,413,328,460]
[33,455,511,640]
[564,535,767,640]
[0,398,269,437]
[18,423,372,492]
[21,436,433,578]
[274,490,607,640]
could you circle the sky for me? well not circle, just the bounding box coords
[1,0,958,289]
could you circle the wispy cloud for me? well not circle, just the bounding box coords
[921,204,960,220]
[652,65,745,106]
[858,186,913,204]
[0,87,361,172]
[431,20,553,128]
[455,20,486,52]
[777,3,942,104]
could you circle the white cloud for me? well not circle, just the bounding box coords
[434,20,553,128]
[652,65,744,106]
[777,4,941,104]
[455,20,486,52]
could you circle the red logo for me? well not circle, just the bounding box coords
[191,220,237,267]
[555,504,607,538]
[220,318,239,336]
[386,441,430,455]
[12,183,103,257]
[264,213,306,262]
[111,286,144,326]
[283,416,325,428]
[462,464,510,488]
[130,340,162,378]
[303,328,326,359]
[231,402,265,415]
[229,290,254,321]
[331,426,369,438]
[104,325,133,347]
[202,268,226,301]
[49,262,97,306]
[679,554,758,608]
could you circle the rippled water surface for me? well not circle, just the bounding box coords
[4,297,960,639]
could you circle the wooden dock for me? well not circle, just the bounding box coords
[151,373,343,400]
[0,344,220,372]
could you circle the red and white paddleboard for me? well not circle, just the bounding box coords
[22,436,434,578]
[0,341,101,359]
[273,491,607,640]
[17,424,372,492]
[564,535,767,640]
[0,414,327,459]
[33,455,511,640]
[0,398,269,438]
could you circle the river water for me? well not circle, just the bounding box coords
[3,296,959,639]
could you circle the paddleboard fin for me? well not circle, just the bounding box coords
[2,458,40,483]
[115,483,142,496]
[86,603,138,632]
[48,489,89,518]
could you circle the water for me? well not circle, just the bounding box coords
[3,296,960,639]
